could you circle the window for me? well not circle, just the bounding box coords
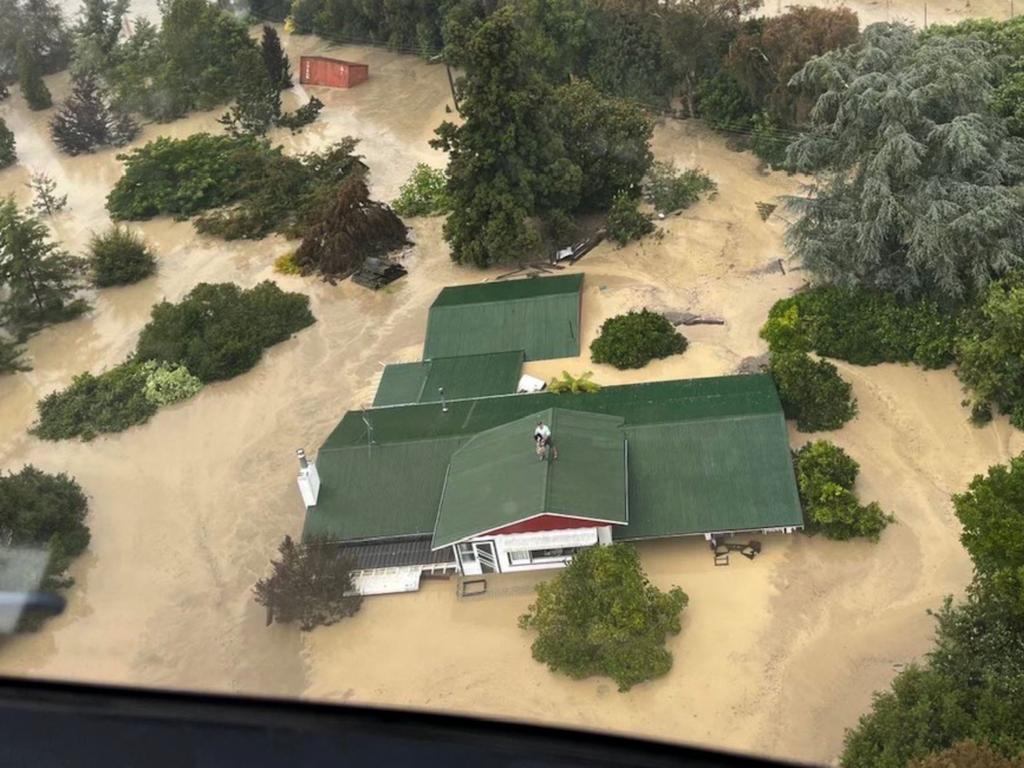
[507,550,530,565]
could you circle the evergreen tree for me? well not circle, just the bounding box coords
[0,197,86,337]
[0,118,14,169]
[218,47,281,136]
[27,173,67,216]
[76,0,130,58]
[17,41,52,111]
[787,24,1024,303]
[432,6,579,266]
[50,70,139,155]
[0,338,29,374]
[260,24,292,90]
[0,83,8,102]
[22,0,72,73]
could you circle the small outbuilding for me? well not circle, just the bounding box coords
[299,56,369,89]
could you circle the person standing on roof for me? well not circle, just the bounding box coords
[533,420,558,461]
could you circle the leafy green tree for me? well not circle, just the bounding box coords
[726,6,859,124]
[0,197,86,337]
[956,276,1024,428]
[642,162,716,214]
[584,7,669,107]
[787,24,1024,303]
[392,163,451,217]
[590,309,687,369]
[134,281,315,382]
[260,24,292,90]
[769,350,856,432]
[0,466,89,599]
[277,96,324,133]
[605,190,654,246]
[0,118,15,168]
[253,536,363,630]
[74,0,130,72]
[519,544,688,692]
[432,6,578,266]
[288,0,324,33]
[250,0,292,21]
[553,79,653,211]
[50,70,139,156]
[31,361,157,441]
[17,40,52,110]
[953,456,1024,614]
[22,0,72,73]
[696,71,756,131]
[88,225,157,287]
[794,441,892,541]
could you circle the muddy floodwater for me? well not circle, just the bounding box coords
[1,22,1021,766]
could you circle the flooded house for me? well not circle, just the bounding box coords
[297,274,803,595]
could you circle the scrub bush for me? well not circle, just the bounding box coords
[605,190,654,246]
[761,286,958,369]
[770,351,856,431]
[548,371,601,394]
[391,163,451,217]
[590,309,687,369]
[31,361,156,441]
[140,361,202,406]
[135,281,315,382]
[273,252,302,275]
[794,441,893,541]
[0,465,90,629]
[911,742,1024,768]
[253,536,362,630]
[88,226,156,287]
[519,544,688,691]
[642,161,716,214]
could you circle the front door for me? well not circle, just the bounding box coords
[457,541,499,576]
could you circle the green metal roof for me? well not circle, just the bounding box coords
[423,274,582,361]
[306,375,803,544]
[432,409,628,548]
[373,351,524,407]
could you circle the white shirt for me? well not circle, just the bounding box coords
[534,424,551,440]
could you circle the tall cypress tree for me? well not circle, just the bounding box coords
[219,47,281,135]
[0,118,15,168]
[51,71,139,155]
[16,41,52,111]
[260,25,292,90]
[0,197,86,336]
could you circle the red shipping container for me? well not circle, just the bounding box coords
[298,56,369,89]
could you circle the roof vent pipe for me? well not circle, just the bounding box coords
[438,386,448,413]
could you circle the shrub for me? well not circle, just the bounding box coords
[276,96,324,133]
[135,281,315,383]
[518,544,688,691]
[760,286,958,369]
[0,339,29,374]
[770,351,857,431]
[696,72,756,131]
[0,117,14,168]
[750,111,790,169]
[642,161,717,214]
[140,361,202,406]
[0,465,90,628]
[253,536,362,630]
[548,371,601,394]
[88,226,156,287]
[590,309,688,370]
[391,163,451,217]
[794,441,893,540]
[605,190,654,246]
[30,361,157,441]
[911,741,1024,768]
[273,252,302,275]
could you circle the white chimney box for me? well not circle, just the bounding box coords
[296,449,321,508]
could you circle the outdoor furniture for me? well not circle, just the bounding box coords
[459,578,487,597]
[714,553,730,566]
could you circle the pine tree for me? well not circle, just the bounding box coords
[218,48,281,136]
[51,70,139,155]
[0,197,86,336]
[260,25,292,90]
[27,173,67,216]
[0,118,15,168]
[17,41,52,110]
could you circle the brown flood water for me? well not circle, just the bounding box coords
[0,26,1020,765]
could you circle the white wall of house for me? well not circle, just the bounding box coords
[455,525,613,575]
